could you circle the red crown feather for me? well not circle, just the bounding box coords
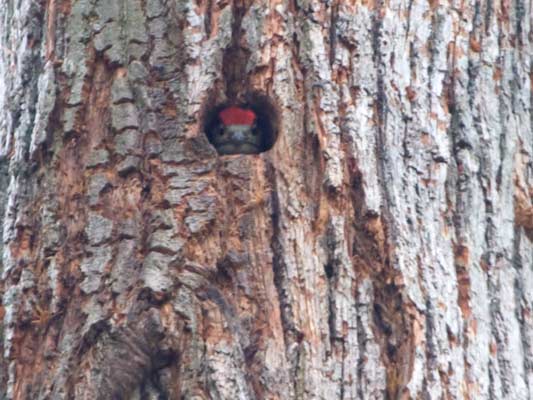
[219,107,256,126]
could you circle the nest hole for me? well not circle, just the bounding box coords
[202,92,280,155]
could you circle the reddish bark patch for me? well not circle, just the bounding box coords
[515,192,533,240]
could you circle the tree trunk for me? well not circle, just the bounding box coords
[1,0,532,399]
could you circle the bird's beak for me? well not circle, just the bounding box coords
[226,125,252,142]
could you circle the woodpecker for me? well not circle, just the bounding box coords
[211,106,261,155]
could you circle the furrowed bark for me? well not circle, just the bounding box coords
[0,0,531,399]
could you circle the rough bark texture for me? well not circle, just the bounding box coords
[0,0,532,399]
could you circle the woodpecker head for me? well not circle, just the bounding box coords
[210,106,261,155]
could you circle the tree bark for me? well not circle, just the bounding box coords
[0,0,532,399]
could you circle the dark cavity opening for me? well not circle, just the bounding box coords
[203,92,280,155]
